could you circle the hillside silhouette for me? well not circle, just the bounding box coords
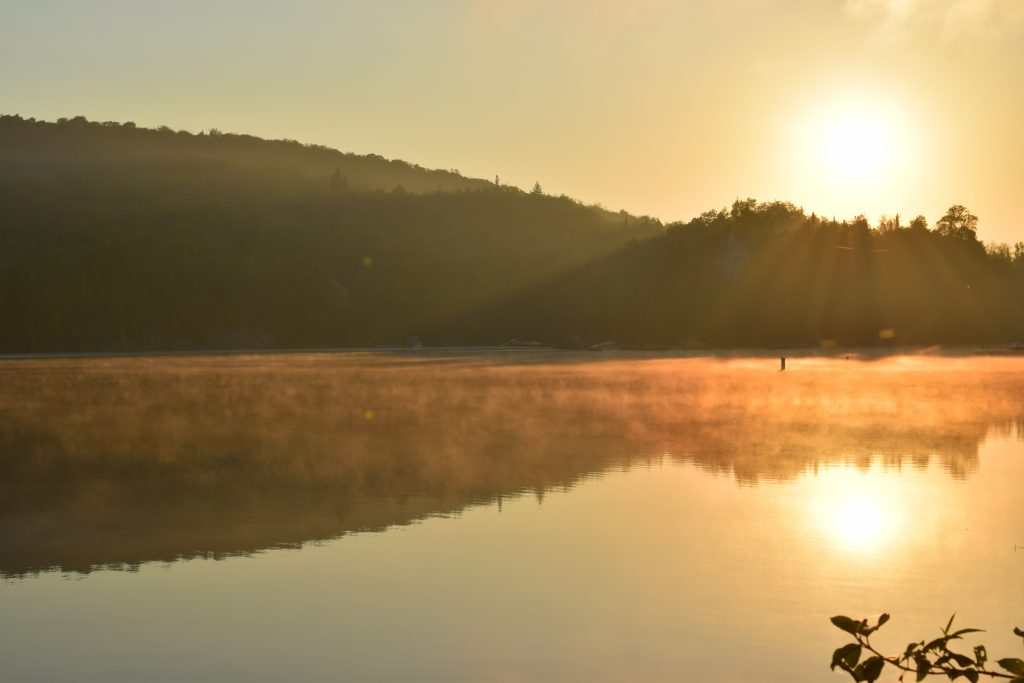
[0,114,491,194]
[450,200,1024,347]
[0,115,659,351]
[2,115,1023,351]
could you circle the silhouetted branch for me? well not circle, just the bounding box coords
[830,613,1024,682]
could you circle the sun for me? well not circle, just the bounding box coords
[782,88,921,216]
[819,113,892,181]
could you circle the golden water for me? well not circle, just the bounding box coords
[1,352,1021,681]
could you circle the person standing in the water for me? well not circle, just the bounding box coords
[780,356,786,371]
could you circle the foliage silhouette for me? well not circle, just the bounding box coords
[0,115,658,352]
[2,115,1024,352]
[830,613,1024,682]
[461,198,1024,347]
[936,205,980,241]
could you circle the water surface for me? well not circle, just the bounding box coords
[1,352,1022,681]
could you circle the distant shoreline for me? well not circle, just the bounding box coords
[2,343,1022,362]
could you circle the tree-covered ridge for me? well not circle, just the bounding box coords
[461,199,1024,347]
[1,115,1022,352]
[0,113,492,194]
[0,115,661,352]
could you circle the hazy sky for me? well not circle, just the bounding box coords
[2,0,1022,241]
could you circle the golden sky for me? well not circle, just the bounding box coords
[1,0,1022,242]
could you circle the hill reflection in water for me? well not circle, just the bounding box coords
[1,352,1022,577]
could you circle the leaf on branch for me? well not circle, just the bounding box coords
[832,616,866,637]
[855,656,885,682]
[915,653,931,682]
[863,614,892,636]
[925,636,953,652]
[832,643,862,672]
[950,653,974,668]
[950,628,984,639]
[997,658,1024,677]
[945,614,958,635]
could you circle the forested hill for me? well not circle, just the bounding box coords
[0,114,490,194]
[3,115,1021,352]
[450,200,1024,347]
[0,115,661,352]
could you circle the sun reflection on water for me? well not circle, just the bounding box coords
[808,465,905,554]
[833,497,885,548]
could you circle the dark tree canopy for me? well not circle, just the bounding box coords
[1,115,1022,353]
[936,204,980,241]
[462,199,1024,347]
[0,115,660,352]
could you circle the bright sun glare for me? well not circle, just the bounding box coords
[833,497,885,547]
[793,93,918,209]
[808,466,905,554]
[821,114,892,181]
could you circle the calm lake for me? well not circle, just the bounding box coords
[1,351,1022,682]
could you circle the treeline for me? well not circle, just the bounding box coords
[0,114,491,194]
[0,115,660,351]
[455,200,1024,347]
[2,115,1022,352]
